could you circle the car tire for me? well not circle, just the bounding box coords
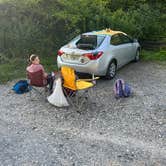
[134,49,140,62]
[105,60,117,80]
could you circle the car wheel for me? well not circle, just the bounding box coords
[134,49,140,62]
[106,60,116,80]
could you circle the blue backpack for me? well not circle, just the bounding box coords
[12,80,30,94]
[114,79,131,98]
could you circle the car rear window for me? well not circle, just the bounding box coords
[76,35,105,50]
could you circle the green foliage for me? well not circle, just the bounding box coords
[40,55,58,73]
[105,3,164,40]
[0,0,165,58]
[55,0,107,32]
[0,58,26,83]
[141,50,166,61]
[0,0,165,83]
[0,55,57,83]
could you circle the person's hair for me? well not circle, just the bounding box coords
[28,54,39,65]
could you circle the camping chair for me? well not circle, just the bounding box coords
[61,66,99,112]
[27,70,49,100]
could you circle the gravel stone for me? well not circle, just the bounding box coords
[0,61,166,166]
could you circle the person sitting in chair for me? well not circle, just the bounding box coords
[26,54,54,93]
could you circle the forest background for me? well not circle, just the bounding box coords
[0,0,165,82]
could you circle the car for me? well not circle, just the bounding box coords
[57,28,140,79]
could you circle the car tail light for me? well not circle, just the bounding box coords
[57,50,64,56]
[83,51,103,60]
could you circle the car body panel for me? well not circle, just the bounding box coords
[57,29,140,76]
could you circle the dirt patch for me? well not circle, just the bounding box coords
[0,61,166,166]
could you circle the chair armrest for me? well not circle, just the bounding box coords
[77,77,100,82]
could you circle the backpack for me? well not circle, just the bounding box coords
[12,80,30,94]
[114,79,131,98]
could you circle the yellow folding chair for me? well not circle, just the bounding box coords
[61,66,99,112]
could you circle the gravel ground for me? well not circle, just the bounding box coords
[0,61,166,166]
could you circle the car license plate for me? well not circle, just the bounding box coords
[63,54,79,60]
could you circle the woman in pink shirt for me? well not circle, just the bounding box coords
[27,54,54,93]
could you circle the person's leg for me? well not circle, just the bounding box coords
[47,74,55,93]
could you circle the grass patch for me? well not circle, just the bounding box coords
[0,58,26,83]
[0,55,57,84]
[141,49,166,61]
[40,55,58,73]
[1,50,165,84]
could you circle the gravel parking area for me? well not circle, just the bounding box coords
[0,61,166,166]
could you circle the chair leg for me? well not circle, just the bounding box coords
[29,86,48,101]
[28,85,33,101]
[67,91,88,112]
[44,87,49,101]
[77,88,94,111]
[63,89,78,111]
[62,87,95,112]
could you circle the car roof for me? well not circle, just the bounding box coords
[83,28,127,36]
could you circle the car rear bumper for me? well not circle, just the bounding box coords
[57,56,105,75]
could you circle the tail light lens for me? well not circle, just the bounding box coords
[57,50,64,56]
[83,51,103,60]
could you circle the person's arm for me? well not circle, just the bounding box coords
[40,64,48,78]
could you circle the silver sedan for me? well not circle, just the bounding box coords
[57,29,140,79]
